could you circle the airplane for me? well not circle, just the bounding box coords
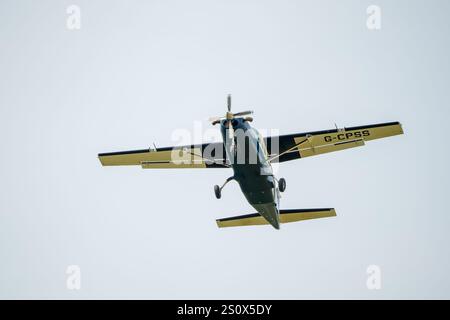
[98,95,403,229]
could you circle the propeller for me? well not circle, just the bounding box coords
[209,95,253,125]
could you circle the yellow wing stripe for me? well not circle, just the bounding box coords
[99,147,208,168]
[296,139,365,158]
[141,162,207,169]
[293,122,403,158]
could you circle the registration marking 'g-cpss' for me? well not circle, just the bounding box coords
[324,130,370,142]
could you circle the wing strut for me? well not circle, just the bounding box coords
[266,136,311,163]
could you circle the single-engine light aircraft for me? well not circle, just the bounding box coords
[98,95,403,229]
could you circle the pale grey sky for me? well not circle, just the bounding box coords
[0,0,449,299]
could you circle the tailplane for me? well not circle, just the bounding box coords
[216,208,336,228]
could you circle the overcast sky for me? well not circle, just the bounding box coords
[1,0,449,299]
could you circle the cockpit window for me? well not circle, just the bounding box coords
[249,129,268,160]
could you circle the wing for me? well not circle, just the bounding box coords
[98,142,228,169]
[265,121,403,163]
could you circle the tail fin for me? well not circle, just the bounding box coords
[216,208,336,228]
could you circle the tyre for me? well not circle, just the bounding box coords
[279,178,286,192]
[214,185,221,199]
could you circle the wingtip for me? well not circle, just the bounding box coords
[330,208,337,217]
[97,155,106,166]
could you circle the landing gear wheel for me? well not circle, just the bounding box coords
[278,178,286,192]
[214,185,221,199]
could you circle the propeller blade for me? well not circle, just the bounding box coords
[233,110,253,117]
[209,116,223,122]
[227,94,231,112]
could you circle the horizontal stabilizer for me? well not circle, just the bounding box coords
[216,208,336,228]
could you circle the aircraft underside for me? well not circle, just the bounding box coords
[98,95,403,230]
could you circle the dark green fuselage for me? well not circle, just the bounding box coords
[220,118,280,229]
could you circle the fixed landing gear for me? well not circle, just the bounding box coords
[278,178,286,192]
[214,185,221,199]
[214,176,234,199]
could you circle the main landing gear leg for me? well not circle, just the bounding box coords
[214,177,234,199]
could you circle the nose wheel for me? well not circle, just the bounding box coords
[278,178,286,192]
